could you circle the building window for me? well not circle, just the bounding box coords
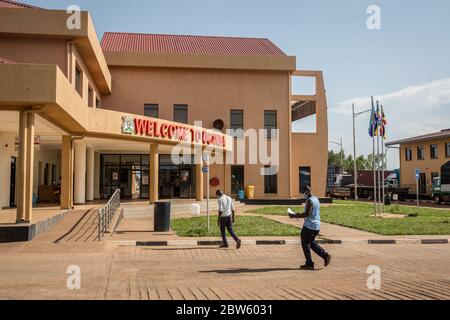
[88,85,94,107]
[75,64,83,97]
[231,166,244,195]
[264,110,277,138]
[174,104,188,124]
[96,97,101,108]
[446,143,450,158]
[264,166,278,194]
[299,167,311,194]
[405,148,413,161]
[417,146,425,160]
[144,104,159,118]
[430,144,438,159]
[230,110,244,138]
[431,172,439,181]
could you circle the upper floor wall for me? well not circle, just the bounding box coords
[401,138,450,164]
[0,7,111,94]
[102,67,291,132]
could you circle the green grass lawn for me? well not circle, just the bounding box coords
[171,216,300,237]
[246,201,450,236]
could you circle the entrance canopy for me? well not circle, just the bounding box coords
[0,63,232,152]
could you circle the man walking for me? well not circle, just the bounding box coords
[216,190,241,249]
[289,186,331,270]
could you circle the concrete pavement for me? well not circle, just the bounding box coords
[0,236,449,300]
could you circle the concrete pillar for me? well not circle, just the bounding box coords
[149,144,159,204]
[86,146,94,202]
[195,152,203,201]
[16,110,35,223]
[60,136,73,209]
[74,140,86,204]
[94,152,100,200]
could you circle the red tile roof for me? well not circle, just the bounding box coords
[101,32,286,56]
[386,129,450,146]
[0,56,15,64]
[0,0,40,8]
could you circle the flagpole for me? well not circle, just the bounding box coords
[381,105,386,214]
[376,101,382,215]
[376,125,380,215]
[382,136,386,213]
[352,103,358,201]
[371,96,377,216]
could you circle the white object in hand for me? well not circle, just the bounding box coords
[287,208,295,215]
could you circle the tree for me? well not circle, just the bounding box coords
[328,150,381,171]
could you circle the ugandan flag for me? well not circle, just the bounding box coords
[379,105,387,139]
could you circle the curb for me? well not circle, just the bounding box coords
[106,238,450,247]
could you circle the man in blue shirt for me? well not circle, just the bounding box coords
[289,186,331,270]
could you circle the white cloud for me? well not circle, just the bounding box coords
[333,78,450,115]
[329,78,450,169]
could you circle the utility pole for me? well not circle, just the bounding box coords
[352,104,357,201]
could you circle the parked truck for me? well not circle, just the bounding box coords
[432,161,450,204]
[327,169,410,200]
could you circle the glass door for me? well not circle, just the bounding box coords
[231,166,244,195]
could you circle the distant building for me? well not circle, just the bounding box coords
[386,129,450,195]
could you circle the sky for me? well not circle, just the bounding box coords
[24,0,450,169]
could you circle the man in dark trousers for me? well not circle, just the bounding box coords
[216,190,242,249]
[289,186,331,270]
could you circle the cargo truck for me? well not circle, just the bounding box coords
[327,169,410,200]
[432,161,450,204]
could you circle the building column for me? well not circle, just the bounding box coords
[195,152,203,201]
[74,140,86,205]
[60,136,73,209]
[16,110,35,223]
[149,144,159,204]
[94,152,100,200]
[86,146,94,202]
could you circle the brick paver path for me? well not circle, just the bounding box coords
[0,239,449,300]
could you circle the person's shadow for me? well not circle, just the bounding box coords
[199,267,321,274]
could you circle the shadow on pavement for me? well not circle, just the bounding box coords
[143,247,224,251]
[199,267,310,274]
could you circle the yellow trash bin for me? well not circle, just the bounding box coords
[246,185,255,200]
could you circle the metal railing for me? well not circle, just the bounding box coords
[98,189,121,241]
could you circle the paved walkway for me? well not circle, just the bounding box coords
[0,240,449,300]
[0,203,449,300]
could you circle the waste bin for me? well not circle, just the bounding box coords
[238,190,245,201]
[154,201,171,232]
[384,194,391,206]
[246,185,255,200]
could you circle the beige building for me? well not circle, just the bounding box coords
[386,129,450,195]
[0,1,329,223]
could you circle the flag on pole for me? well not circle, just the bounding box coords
[375,104,382,137]
[379,105,387,139]
[368,106,380,137]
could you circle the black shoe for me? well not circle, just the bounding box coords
[236,239,242,249]
[300,264,315,270]
[220,244,229,248]
[324,254,332,267]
